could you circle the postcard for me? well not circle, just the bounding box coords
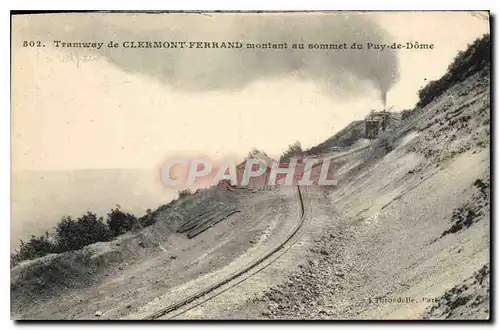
[10,11,491,320]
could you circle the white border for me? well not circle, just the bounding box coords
[2,1,498,10]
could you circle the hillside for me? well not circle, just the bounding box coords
[11,34,491,320]
[11,169,174,250]
[223,35,490,320]
[306,120,365,154]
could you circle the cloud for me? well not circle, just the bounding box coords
[17,13,400,101]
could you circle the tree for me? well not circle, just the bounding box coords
[10,232,57,267]
[55,212,113,252]
[417,34,490,108]
[106,205,140,236]
[280,141,302,163]
[139,208,156,227]
[178,189,193,199]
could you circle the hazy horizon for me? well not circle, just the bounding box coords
[11,168,177,250]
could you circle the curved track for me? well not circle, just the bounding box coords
[143,185,310,320]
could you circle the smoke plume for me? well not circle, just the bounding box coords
[18,13,400,101]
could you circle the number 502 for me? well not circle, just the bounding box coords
[23,41,43,47]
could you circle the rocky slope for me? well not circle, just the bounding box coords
[227,66,490,320]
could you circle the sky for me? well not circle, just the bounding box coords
[11,12,489,171]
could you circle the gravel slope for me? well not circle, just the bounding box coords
[11,188,300,319]
[195,68,490,320]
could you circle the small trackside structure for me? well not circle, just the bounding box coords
[365,110,392,139]
[234,152,334,190]
[160,151,338,189]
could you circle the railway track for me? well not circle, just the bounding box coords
[142,185,310,320]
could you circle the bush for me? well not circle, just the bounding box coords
[417,34,490,108]
[371,132,396,156]
[401,109,415,121]
[178,189,193,198]
[247,148,268,159]
[379,135,395,153]
[55,212,113,252]
[280,141,302,162]
[10,232,57,267]
[138,208,156,227]
[11,206,146,268]
[106,205,140,236]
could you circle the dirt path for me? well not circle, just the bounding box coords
[136,186,306,319]
[168,187,338,319]
[13,187,305,320]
